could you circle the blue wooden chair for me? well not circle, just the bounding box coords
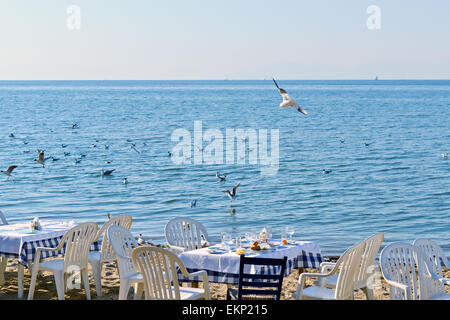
[227,255,288,300]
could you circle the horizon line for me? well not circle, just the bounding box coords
[0,78,449,81]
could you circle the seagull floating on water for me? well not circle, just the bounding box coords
[323,169,332,174]
[442,153,448,159]
[123,178,128,185]
[72,124,79,129]
[364,143,371,147]
[101,169,115,176]
[216,172,226,181]
[222,182,241,201]
[168,151,173,157]
[1,165,18,178]
[9,133,15,138]
[273,78,308,115]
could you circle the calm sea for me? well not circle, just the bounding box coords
[0,80,449,256]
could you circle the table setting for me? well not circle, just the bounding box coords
[178,226,323,285]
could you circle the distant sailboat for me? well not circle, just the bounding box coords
[375,76,379,81]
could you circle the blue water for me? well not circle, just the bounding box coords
[0,80,449,256]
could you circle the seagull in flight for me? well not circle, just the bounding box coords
[1,165,18,178]
[273,78,308,115]
[222,182,241,201]
[34,151,51,167]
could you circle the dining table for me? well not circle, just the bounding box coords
[177,239,323,285]
[0,219,101,298]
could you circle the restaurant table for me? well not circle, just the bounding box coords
[0,220,101,298]
[178,240,323,285]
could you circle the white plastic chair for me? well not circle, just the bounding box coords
[164,217,209,254]
[28,222,98,300]
[0,211,8,285]
[413,239,450,291]
[88,214,132,297]
[132,246,211,300]
[294,240,365,300]
[413,238,450,274]
[107,225,144,300]
[380,242,449,300]
[319,233,384,299]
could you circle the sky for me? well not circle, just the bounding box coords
[0,0,449,80]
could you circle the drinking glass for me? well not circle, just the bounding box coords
[266,226,272,240]
[286,226,295,243]
[221,232,231,252]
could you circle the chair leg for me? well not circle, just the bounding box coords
[54,271,65,300]
[134,282,144,300]
[81,269,91,300]
[119,279,131,300]
[0,257,6,285]
[363,286,374,300]
[27,266,39,300]
[90,260,102,297]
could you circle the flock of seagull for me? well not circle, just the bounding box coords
[2,79,449,212]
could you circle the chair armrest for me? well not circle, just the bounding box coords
[384,279,411,299]
[295,271,337,299]
[186,270,210,300]
[31,245,64,271]
[319,262,336,273]
[167,245,186,255]
[319,261,336,268]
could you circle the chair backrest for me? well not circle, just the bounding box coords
[164,217,208,251]
[0,211,8,225]
[333,240,366,300]
[62,222,98,272]
[107,225,138,279]
[413,238,449,276]
[355,233,384,284]
[132,246,189,300]
[98,215,132,262]
[235,255,288,300]
[380,242,426,300]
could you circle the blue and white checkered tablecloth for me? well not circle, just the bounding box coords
[0,236,101,267]
[178,249,323,285]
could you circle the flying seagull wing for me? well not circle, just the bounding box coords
[222,190,233,200]
[232,182,241,196]
[7,165,18,174]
